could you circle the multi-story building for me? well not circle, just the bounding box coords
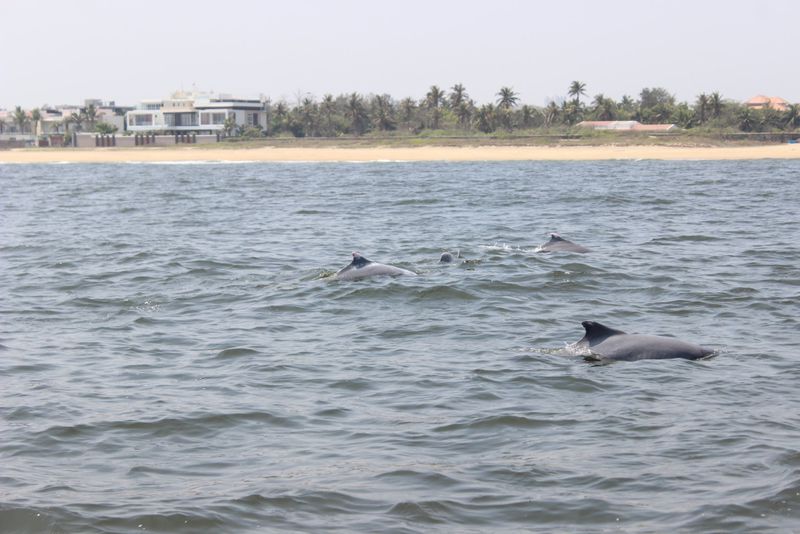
[126,91,266,134]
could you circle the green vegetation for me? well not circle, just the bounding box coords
[248,82,797,140]
[7,83,796,147]
[95,123,118,135]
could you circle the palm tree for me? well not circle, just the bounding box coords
[371,94,396,131]
[424,85,445,130]
[449,83,468,109]
[619,95,636,119]
[319,94,336,136]
[300,97,318,136]
[673,102,695,129]
[543,101,560,127]
[561,100,582,126]
[398,97,418,131]
[495,87,518,131]
[738,108,755,132]
[346,92,368,135]
[69,110,85,133]
[696,93,709,124]
[455,100,473,130]
[474,104,496,133]
[84,104,98,131]
[709,92,723,119]
[496,87,519,110]
[568,81,587,106]
[272,102,288,133]
[31,108,41,137]
[519,105,539,129]
[223,116,236,136]
[13,106,29,134]
[592,94,617,121]
[784,104,800,130]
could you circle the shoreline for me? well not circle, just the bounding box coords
[1,143,799,163]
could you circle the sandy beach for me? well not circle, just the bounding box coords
[1,143,799,163]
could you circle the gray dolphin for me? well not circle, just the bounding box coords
[575,321,714,362]
[333,252,417,281]
[439,250,461,263]
[536,233,589,253]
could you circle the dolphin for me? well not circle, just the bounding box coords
[333,252,417,281]
[575,321,714,362]
[439,250,461,263]
[536,233,589,253]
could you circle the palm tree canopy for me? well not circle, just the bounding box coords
[425,85,444,109]
[449,83,468,108]
[13,106,29,131]
[568,81,587,104]
[496,87,519,110]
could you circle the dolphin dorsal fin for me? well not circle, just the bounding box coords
[350,251,371,268]
[549,233,565,242]
[579,321,627,345]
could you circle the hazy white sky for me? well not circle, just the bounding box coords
[1,0,797,109]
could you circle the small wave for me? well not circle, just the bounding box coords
[479,242,535,253]
[434,414,569,433]
[412,285,478,301]
[215,347,260,359]
[293,209,331,215]
[393,198,441,206]
[647,234,723,244]
[388,500,453,524]
[313,407,351,417]
[328,378,373,391]
[561,341,593,357]
[376,469,462,488]
[232,490,381,515]
[33,411,299,443]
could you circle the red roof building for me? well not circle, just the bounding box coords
[745,95,790,112]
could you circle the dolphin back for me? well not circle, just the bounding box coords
[592,334,714,361]
[538,234,590,253]
[334,252,416,280]
[578,321,713,362]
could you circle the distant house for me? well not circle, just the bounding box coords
[577,120,678,132]
[744,95,790,112]
[36,101,131,135]
[126,91,266,134]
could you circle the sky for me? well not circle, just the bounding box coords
[1,0,797,110]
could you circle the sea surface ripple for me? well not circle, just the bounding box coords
[1,160,799,533]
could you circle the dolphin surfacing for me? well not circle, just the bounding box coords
[333,252,417,281]
[439,251,461,263]
[537,233,589,253]
[575,321,714,362]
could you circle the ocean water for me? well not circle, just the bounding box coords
[1,160,799,533]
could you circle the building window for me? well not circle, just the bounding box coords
[212,112,226,125]
[133,114,154,126]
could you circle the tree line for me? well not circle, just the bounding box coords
[245,82,799,138]
[4,82,798,139]
[0,103,119,138]
[239,82,796,138]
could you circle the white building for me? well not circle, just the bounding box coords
[126,91,266,133]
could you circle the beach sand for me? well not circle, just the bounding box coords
[1,144,799,163]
